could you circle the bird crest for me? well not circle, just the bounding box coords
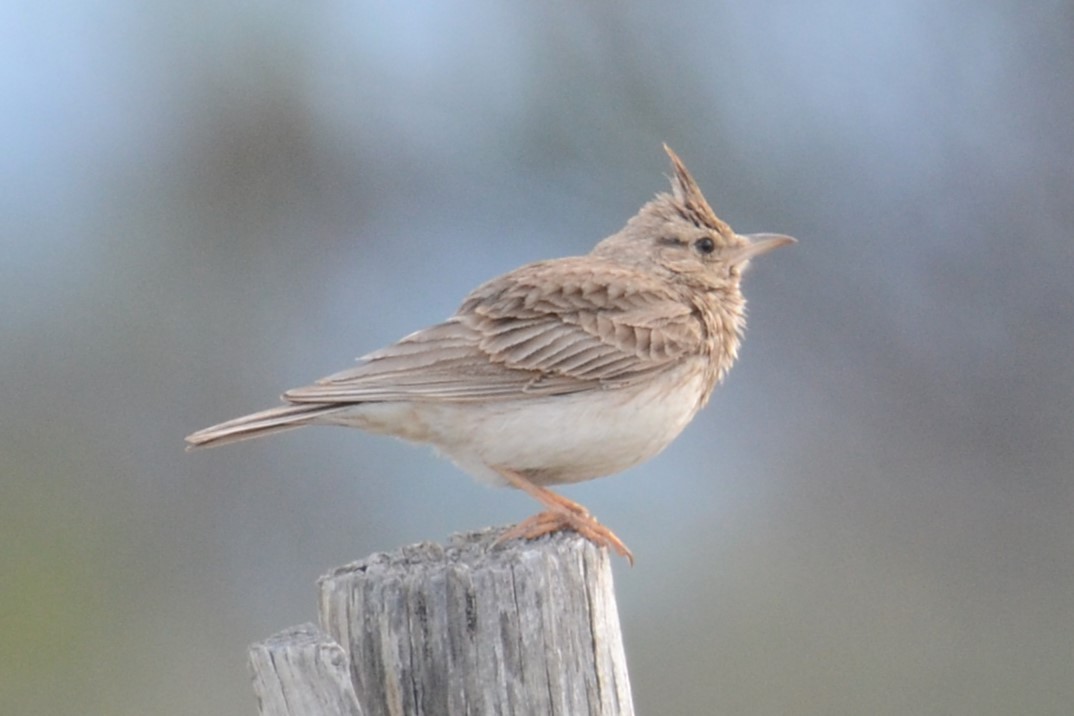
[663,144,733,236]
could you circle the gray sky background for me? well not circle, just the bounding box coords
[4,3,1072,714]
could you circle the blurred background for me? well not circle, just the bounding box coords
[3,2,1072,714]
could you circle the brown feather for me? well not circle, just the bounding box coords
[281,257,706,405]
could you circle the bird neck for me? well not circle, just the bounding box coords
[693,285,747,397]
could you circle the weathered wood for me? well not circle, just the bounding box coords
[317,527,634,716]
[248,623,365,716]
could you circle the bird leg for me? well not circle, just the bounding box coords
[494,467,635,566]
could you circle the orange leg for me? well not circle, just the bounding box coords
[494,467,634,566]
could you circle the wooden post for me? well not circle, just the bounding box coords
[249,623,364,716]
[249,527,634,716]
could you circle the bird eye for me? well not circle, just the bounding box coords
[694,237,715,255]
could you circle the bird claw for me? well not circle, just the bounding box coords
[497,510,635,566]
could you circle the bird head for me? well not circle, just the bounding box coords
[592,145,795,291]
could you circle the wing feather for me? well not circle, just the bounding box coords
[283,257,703,404]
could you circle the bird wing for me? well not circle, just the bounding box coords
[283,257,703,404]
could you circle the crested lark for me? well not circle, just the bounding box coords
[186,146,794,564]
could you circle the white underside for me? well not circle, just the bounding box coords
[320,362,709,487]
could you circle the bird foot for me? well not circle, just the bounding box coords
[497,510,635,566]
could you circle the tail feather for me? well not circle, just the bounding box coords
[185,404,342,450]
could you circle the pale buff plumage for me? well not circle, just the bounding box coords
[186,146,794,563]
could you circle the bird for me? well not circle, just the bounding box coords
[186,145,794,564]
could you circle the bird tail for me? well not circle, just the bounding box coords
[185,403,342,450]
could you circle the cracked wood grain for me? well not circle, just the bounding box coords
[314,528,634,716]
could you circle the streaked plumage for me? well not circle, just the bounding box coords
[186,146,794,563]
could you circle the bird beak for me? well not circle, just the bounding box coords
[729,233,797,265]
